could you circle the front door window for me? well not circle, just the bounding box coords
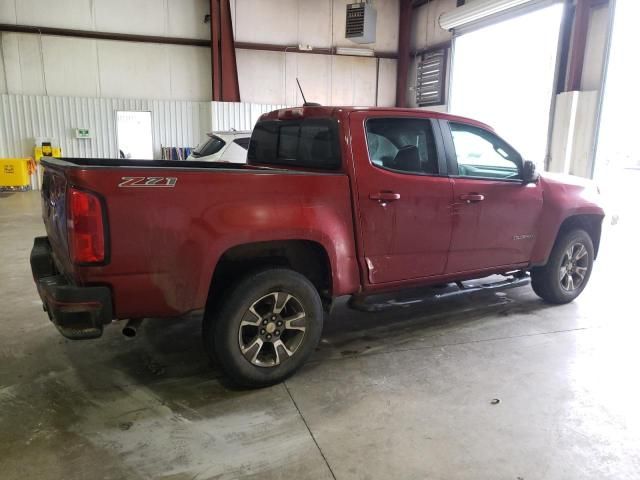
[450,122,522,181]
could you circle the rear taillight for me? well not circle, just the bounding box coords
[68,188,105,264]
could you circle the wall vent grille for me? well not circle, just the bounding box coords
[345,3,376,44]
[416,50,447,106]
[346,4,366,37]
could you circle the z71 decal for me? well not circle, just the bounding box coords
[118,176,178,188]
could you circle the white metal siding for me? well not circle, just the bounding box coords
[0,94,210,159]
[210,101,286,132]
[0,94,291,159]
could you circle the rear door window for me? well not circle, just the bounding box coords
[248,119,341,170]
[365,118,439,175]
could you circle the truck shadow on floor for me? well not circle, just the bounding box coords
[316,288,557,361]
[64,286,557,392]
[33,286,567,451]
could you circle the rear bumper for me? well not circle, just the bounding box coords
[30,237,112,339]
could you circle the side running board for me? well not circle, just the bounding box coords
[348,273,530,313]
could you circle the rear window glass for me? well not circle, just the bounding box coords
[233,137,251,150]
[278,125,300,159]
[248,119,341,170]
[192,135,225,157]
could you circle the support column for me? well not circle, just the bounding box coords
[395,0,412,107]
[210,0,240,101]
[565,0,590,91]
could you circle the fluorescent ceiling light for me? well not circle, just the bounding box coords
[335,47,375,57]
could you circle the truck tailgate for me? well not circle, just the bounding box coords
[40,164,73,277]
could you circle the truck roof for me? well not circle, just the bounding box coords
[259,106,495,132]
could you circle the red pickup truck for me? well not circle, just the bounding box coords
[30,106,604,387]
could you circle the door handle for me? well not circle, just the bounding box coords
[459,193,485,203]
[369,191,401,203]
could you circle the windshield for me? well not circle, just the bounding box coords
[192,135,225,157]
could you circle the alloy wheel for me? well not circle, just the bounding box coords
[237,291,307,367]
[559,242,589,292]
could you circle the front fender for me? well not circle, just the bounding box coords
[530,174,605,265]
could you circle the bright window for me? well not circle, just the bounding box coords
[450,122,522,180]
[450,4,564,165]
[116,111,153,160]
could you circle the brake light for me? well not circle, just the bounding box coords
[278,108,303,119]
[68,188,105,264]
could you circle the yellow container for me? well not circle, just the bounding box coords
[34,146,62,162]
[0,158,31,187]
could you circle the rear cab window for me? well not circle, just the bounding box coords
[248,118,341,170]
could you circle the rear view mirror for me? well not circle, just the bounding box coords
[522,160,539,184]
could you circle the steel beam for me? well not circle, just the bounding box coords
[396,0,413,107]
[565,0,591,91]
[210,0,240,101]
[0,24,396,59]
[0,23,209,47]
[219,0,240,101]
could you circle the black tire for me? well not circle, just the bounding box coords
[531,229,594,304]
[203,268,323,388]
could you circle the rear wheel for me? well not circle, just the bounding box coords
[203,268,323,388]
[531,229,594,304]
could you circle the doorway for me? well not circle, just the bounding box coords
[594,0,639,180]
[116,111,154,160]
[593,0,639,236]
[449,4,564,165]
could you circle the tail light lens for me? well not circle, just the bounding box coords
[68,188,105,264]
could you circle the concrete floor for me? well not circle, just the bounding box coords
[1,190,639,480]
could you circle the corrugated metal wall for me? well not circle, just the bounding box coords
[210,101,286,131]
[0,94,286,160]
[0,94,210,159]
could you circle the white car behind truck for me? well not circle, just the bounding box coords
[188,131,251,163]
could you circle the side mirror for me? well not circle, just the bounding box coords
[522,160,539,184]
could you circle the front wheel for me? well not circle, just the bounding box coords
[531,229,594,304]
[203,268,324,388]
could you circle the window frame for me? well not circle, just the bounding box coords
[440,119,525,183]
[363,116,447,177]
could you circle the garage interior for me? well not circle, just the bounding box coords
[1,0,638,479]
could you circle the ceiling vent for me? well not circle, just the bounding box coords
[345,2,377,44]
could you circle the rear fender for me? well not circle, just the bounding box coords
[195,207,360,307]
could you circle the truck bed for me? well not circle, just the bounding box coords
[40,157,360,320]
